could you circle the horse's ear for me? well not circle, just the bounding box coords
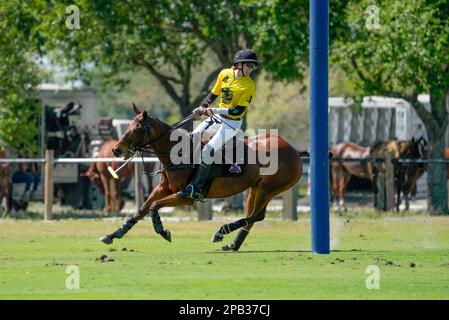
[143,111,148,121]
[132,103,141,115]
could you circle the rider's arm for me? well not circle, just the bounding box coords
[201,92,218,108]
[197,70,222,111]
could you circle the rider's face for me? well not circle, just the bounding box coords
[242,62,256,76]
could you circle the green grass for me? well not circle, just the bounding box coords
[1,213,449,299]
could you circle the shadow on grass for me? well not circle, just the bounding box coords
[206,249,393,254]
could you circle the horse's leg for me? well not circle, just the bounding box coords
[395,166,406,212]
[221,206,268,252]
[402,174,414,211]
[219,187,272,251]
[224,189,261,251]
[373,180,378,208]
[100,174,111,213]
[330,164,340,210]
[395,176,401,212]
[339,172,351,212]
[0,175,9,216]
[147,194,195,242]
[211,187,256,243]
[100,184,172,244]
[113,179,121,212]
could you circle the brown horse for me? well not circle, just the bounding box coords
[369,137,426,211]
[100,104,305,251]
[0,151,10,215]
[83,140,134,212]
[330,142,372,211]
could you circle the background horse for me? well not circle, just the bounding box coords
[100,104,305,251]
[330,142,372,211]
[369,137,427,211]
[83,140,158,212]
[83,140,134,212]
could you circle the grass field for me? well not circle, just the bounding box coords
[1,211,449,299]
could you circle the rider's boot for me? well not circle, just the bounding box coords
[177,163,212,201]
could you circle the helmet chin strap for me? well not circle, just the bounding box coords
[234,63,245,77]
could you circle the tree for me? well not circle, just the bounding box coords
[22,0,347,210]
[38,1,247,118]
[35,0,315,211]
[0,1,43,154]
[333,0,449,213]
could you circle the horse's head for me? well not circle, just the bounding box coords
[112,103,152,158]
[410,136,428,160]
[417,136,428,158]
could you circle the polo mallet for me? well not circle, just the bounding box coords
[107,154,136,180]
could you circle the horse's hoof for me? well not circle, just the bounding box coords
[211,232,224,243]
[99,236,113,245]
[162,230,172,242]
[220,243,237,252]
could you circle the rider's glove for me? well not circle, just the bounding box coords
[192,107,205,116]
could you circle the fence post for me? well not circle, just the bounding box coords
[282,184,298,220]
[134,162,143,209]
[197,200,212,221]
[44,149,54,221]
[375,161,386,211]
[376,159,394,211]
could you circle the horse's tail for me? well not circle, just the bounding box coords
[298,150,310,158]
[297,150,333,158]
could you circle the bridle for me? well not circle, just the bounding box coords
[120,113,195,175]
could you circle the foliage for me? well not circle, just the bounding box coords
[332,0,449,213]
[0,1,43,153]
[333,0,449,127]
[35,0,348,116]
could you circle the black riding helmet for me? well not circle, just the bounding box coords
[233,49,260,67]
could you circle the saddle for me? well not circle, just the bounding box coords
[167,135,247,179]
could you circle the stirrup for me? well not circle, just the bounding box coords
[177,184,204,201]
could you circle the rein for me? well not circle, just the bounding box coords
[126,114,195,176]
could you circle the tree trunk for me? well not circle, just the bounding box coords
[426,126,449,214]
[410,91,449,214]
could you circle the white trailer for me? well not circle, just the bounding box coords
[328,95,429,146]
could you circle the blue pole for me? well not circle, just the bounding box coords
[310,0,330,254]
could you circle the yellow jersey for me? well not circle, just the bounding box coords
[211,68,255,120]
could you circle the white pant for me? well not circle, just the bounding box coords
[192,115,242,164]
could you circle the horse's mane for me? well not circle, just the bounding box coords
[371,140,387,151]
[148,115,172,131]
